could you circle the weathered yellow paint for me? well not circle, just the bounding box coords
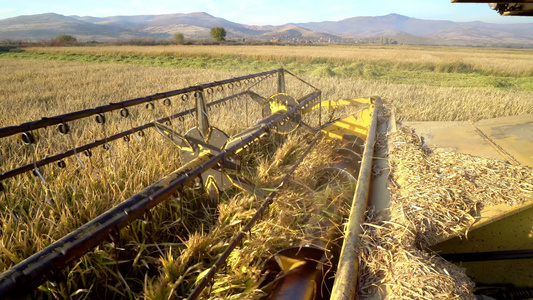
[268,98,289,115]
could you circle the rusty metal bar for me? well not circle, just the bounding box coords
[330,98,379,300]
[0,90,321,299]
[0,69,281,139]
[0,91,249,182]
[277,69,286,93]
[187,135,319,300]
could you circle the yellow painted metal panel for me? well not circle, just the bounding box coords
[301,97,373,114]
[431,205,533,286]
[330,100,380,300]
[476,114,533,168]
[321,106,374,140]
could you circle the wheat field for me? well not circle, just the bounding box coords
[0,45,532,299]
[25,45,533,76]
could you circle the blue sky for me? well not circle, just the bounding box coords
[0,0,531,24]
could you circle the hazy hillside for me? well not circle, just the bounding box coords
[296,14,459,37]
[0,13,155,41]
[296,13,533,46]
[260,25,340,41]
[1,12,532,46]
[431,26,533,46]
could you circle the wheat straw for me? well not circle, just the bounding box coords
[358,125,533,299]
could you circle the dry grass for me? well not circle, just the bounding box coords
[313,76,533,121]
[144,134,352,299]
[1,59,531,127]
[0,59,354,298]
[0,60,270,298]
[0,46,532,299]
[25,45,533,76]
[357,126,533,299]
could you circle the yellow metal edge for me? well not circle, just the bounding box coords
[301,97,374,114]
[320,105,374,141]
[330,98,380,300]
[434,200,533,244]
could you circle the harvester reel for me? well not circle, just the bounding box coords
[155,123,232,199]
[181,126,235,195]
[262,93,302,134]
[0,69,387,299]
[155,122,262,200]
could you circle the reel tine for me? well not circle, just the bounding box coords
[32,167,47,184]
[154,122,191,149]
[133,132,143,146]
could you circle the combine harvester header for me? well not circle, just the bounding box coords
[0,68,384,299]
[0,68,532,299]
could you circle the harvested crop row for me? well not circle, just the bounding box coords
[358,126,533,299]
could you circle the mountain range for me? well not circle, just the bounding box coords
[1,12,532,47]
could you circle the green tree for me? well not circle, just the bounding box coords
[56,34,77,44]
[210,27,226,41]
[174,33,185,45]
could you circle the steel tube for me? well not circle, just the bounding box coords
[329,98,379,300]
[0,90,321,299]
[0,69,281,139]
[0,91,249,182]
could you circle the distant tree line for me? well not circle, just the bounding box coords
[4,29,528,48]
